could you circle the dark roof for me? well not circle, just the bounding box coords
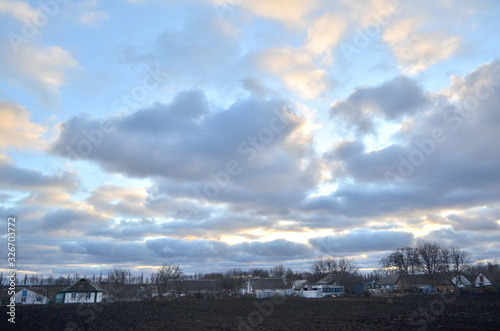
[316,274,336,284]
[377,275,400,286]
[399,274,453,286]
[167,279,220,292]
[62,278,103,293]
[247,278,287,290]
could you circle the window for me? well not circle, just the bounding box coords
[479,275,484,282]
[36,296,42,302]
[86,293,92,299]
[21,297,26,303]
[71,293,77,299]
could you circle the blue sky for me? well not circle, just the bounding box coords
[1,0,500,277]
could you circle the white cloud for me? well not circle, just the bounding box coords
[383,18,461,75]
[0,0,38,22]
[0,42,78,95]
[259,47,329,99]
[0,101,46,151]
[78,10,109,27]
[239,0,316,27]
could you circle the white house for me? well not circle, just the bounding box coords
[473,272,495,287]
[14,288,50,304]
[55,278,104,303]
[451,275,472,288]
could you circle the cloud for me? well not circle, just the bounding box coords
[305,12,346,58]
[316,60,500,219]
[329,76,428,135]
[146,237,312,262]
[0,0,39,22]
[51,89,321,211]
[85,184,156,218]
[259,47,329,99]
[0,158,78,193]
[0,42,78,97]
[238,0,316,27]
[383,18,461,75]
[0,100,46,151]
[78,10,109,27]
[309,230,414,254]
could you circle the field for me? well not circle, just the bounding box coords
[2,293,499,330]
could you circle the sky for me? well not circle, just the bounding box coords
[1,0,500,278]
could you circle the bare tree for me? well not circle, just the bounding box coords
[311,256,359,290]
[249,268,270,278]
[222,268,248,293]
[156,263,183,298]
[418,241,444,287]
[337,256,359,275]
[268,264,287,278]
[107,268,131,302]
[379,247,421,275]
[448,246,471,288]
[311,257,337,277]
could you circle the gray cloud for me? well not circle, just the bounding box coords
[309,230,414,254]
[0,159,78,192]
[317,60,500,219]
[52,89,321,212]
[330,76,428,135]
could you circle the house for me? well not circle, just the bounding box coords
[376,274,454,293]
[316,274,337,285]
[55,278,104,303]
[291,279,309,295]
[137,285,159,301]
[451,275,473,288]
[352,280,377,295]
[377,275,400,291]
[473,272,497,288]
[14,288,50,304]
[239,278,292,298]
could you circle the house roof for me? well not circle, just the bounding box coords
[399,274,453,286]
[62,278,104,293]
[17,287,49,297]
[291,279,309,289]
[245,278,288,290]
[316,274,336,284]
[478,271,499,284]
[167,279,220,292]
[377,275,400,286]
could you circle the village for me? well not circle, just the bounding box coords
[2,243,499,306]
[1,244,500,330]
[1,269,498,306]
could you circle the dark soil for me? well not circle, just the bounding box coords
[2,292,499,330]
